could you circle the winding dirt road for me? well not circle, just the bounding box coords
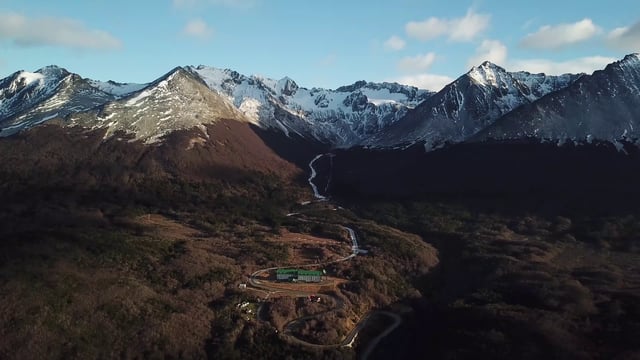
[247,222,359,348]
[248,153,402,355]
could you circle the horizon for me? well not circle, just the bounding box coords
[0,0,639,91]
[6,52,640,92]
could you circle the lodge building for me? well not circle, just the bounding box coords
[276,269,323,283]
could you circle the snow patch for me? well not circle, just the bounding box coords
[368,98,397,106]
[36,112,59,124]
[613,140,627,153]
[89,80,146,97]
[126,89,153,106]
[18,71,45,86]
[238,98,262,124]
[187,136,207,150]
[468,63,500,87]
[274,119,290,137]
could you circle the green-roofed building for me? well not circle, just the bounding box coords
[297,270,322,283]
[276,269,298,281]
[275,269,323,282]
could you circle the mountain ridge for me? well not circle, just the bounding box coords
[363,61,582,149]
[0,65,117,136]
[68,66,250,143]
[1,54,639,151]
[185,65,432,147]
[472,53,640,146]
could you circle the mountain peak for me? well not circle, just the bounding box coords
[70,64,249,143]
[619,53,640,67]
[35,65,70,78]
[156,66,187,81]
[602,53,640,77]
[335,80,368,92]
[276,76,298,96]
[479,61,503,69]
[467,61,507,86]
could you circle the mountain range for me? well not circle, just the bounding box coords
[1,53,639,150]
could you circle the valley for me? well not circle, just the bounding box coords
[1,52,640,359]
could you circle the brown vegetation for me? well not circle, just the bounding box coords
[271,229,351,264]
[351,201,640,360]
[0,124,442,359]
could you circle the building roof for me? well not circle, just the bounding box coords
[276,269,298,274]
[297,270,323,276]
[275,269,322,276]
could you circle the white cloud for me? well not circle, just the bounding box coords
[520,18,600,50]
[464,37,612,75]
[398,53,436,72]
[405,9,490,42]
[182,19,214,39]
[392,73,454,91]
[607,21,640,52]
[509,56,616,75]
[383,35,406,51]
[467,40,507,67]
[173,0,256,8]
[0,12,121,50]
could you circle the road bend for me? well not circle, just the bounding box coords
[246,153,401,353]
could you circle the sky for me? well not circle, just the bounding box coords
[0,0,639,91]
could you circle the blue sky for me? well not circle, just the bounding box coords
[0,0,639,90]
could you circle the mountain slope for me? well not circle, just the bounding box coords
[69,67,250,143]
[365,62,581,149]
[0,66,120,136]
[473,53,640,145]
[187,66,432,147]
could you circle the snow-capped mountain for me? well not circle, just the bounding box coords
[186,65,432,147]
[0,66,110,136]
[69,67,249,142]
[0,64,431,146]
[0,65,146,137]
[365,61,581,149]
[2,54,640,152]
[474,53,640,149]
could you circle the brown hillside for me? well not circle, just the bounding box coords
[159,119,302,180]
[0,120,302,184]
